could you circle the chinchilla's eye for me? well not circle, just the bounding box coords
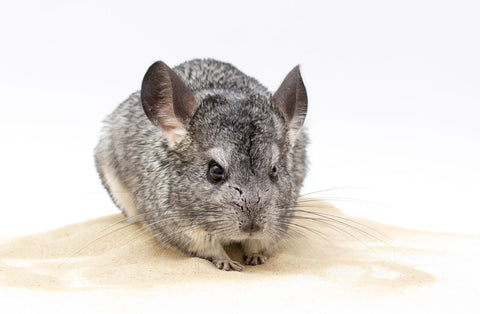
[208,161,225,183]
[270,165,278,181]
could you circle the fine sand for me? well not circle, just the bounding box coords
[0,200,479,313]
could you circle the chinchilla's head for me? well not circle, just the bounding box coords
[141,61,308,242]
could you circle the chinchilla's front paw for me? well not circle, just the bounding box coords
[243,254,267,266]
[212,259,244,271]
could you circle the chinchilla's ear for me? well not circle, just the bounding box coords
[141,61,198,146]
[273,65,308,142]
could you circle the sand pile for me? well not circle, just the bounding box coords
[0,200,478,313]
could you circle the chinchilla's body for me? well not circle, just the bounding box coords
[95,59,308,271]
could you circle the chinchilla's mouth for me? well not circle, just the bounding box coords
[233,230,265,241]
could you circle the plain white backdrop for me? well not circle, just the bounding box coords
[0,0,479,237]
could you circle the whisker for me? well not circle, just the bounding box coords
[296,197,378,206]
[92,212,151,237]
[294,208,393,242]
[58,218,151,267]
[284,215,377,250]
[298,187,360,198]
[281,221,330,241]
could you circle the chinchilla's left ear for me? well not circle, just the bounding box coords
[273,65,308,141]
[141,61,198,147]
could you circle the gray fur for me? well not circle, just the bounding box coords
[95,59,308,271]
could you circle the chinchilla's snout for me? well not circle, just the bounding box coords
[229,186,270,236]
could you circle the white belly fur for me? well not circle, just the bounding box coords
[103,166,138,217]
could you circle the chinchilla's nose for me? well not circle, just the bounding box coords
[241,221,262,233]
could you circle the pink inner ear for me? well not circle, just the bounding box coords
[165,132,182,145]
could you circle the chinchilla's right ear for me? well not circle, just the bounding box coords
[141,61,198,147]
[272,65,308,146]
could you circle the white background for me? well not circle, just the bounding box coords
[0,0,478,237]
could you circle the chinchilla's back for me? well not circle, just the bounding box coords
[174,59,269,96]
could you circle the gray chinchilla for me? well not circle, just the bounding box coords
[95,59,308,271]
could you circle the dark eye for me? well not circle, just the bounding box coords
[270,165,278,181]
[208,161,225,183]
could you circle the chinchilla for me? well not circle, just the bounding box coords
[95,59,308,271]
